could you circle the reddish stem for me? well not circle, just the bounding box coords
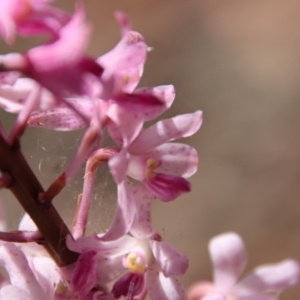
[0,134,78,266]
[0,230,44,243]
[72,148,117,239]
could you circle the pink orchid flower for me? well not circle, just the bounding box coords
[0,0,70,44]
[0,4,102,100]
[67,186,188,300]
[0,242,103,299]
[24,11,161,131]
[67,186,188,299]
[188,232,300,300]
[108,106,202,201]
[97,11,147,98]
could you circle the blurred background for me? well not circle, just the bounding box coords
[1,0,300,299]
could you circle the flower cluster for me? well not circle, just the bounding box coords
[0,1,201,299]
[0,1,299,300]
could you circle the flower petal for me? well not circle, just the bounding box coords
[130,110,203,153]
[145,173,191,201]
[0,78,57,113]
[187,282,216,300]
[70,251,98,297]
[0,243,46,299]
[114,11,131,36]
[106,119,123,145]
[27,5,89,72]
[97,31,146,95]
[147,143,198,178]
[149,240,188,277]
[234,296,275,300]
[112,91,165,116]
[209,232,247,293]
[130,186,154,239]
[32,256,61,297]
[67,235,137,257]
[133,85,175,121]
[202,294,226,300]
[233,259,300,297]
[109,150,130,184]
[99,181,135,241]
[106,104,143,147]
[67,235,138,285]
[0,285,32,300]
[28,107,86,130]
[146,264,187,300]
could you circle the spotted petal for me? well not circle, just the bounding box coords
[129,110,203,154]
[147,143,198,178]
[0,243,46,299]
[149,240,188,277]
[130,186,154,239]
[146,264,187,300]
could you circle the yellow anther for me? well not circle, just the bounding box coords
[123,75,130,85]
[146,158,158,178]
[55,281,68,295]
[124,252,145,274]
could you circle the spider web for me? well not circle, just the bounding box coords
[0,110,116,234]
[31,128,116,235]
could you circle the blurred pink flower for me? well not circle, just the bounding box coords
[0,0,69,44]
[188,232,300,300]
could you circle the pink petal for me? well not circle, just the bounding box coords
[109,150,130,184]
[209,232,247,293]
[32,256,61,297]
[70,251,97,297]
[147,143,198,178]
[145,173,191,201]
[17,3,70,38]
[146,264,187,300]
[97,31,146,96]
[0,285,32,300]
[106,104,143,147]
[130,186,154,239]
[28,107,86,130]
[0,78,58,113]
[98,181,135,241]
[67,235,137,257]
[112,91,165,117]
[233,296,275,300]
[149,240,188,277]
[0,0,25,43]
[114,11,131,36]
[202,294,226,300]
[0,243,46,298]
[234,259,300,297]
[27,5,89,72]
[106,119,123,145]
[187,282,216,300]
[67,235,138,285]
[112,272,144,299]
[26,5,101,97]
[133,85,175,121]
[130,110,203,153]
[96,255,126,285]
